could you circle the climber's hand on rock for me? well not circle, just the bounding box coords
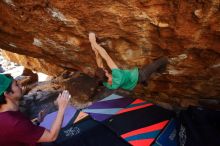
[89,32,96,44]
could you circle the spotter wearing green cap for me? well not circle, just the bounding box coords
[0,74,13,95]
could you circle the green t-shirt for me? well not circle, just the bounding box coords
[103,67,139,91]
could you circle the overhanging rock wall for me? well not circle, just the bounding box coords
[0,0,220,107]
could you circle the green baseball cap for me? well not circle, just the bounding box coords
[0,74,13,95]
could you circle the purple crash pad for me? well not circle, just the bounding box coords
[82,94,134,121]
[40,106,77,129]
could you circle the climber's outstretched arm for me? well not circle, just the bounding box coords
[92,42,118,69]
[89,33,118,69]
[91,43,104,69]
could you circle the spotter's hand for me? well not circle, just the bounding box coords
[56,90,70,111]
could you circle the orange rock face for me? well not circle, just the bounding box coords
[0,0,219,107]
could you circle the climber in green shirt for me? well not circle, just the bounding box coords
[89,33,168,91]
